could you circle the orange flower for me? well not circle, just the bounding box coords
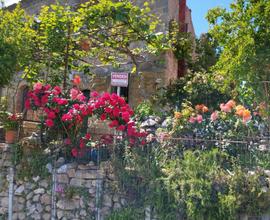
[174,112,181,119]
[235,105,245,117]
[202,106,209,113]
[242,109,252,123]
[73,75,81,85]
[195,104,208,113]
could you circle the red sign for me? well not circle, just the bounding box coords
[111,72,129,87]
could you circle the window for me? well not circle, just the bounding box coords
[111,86,129,102]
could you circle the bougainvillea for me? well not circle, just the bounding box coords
[26,81,146,157]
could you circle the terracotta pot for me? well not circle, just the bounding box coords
[5,130,17,144]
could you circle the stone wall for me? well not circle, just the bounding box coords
[0,144,126,220]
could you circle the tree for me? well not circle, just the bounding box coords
[190,33,220,72]
[206,0,270,91]
[0,7,35,86]
[0,0,167,88]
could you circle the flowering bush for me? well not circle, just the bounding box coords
[3,112,22,131]
[172,100,266,153]
[26,82,146,158]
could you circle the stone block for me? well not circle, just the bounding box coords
[75,170,97,179]
[40,194,51,205]
[57,199,80,210]
[34,188,45,194]
[57,174,69,184]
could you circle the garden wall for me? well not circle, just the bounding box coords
[0,144,127,220]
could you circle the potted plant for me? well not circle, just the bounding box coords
[3,113,22,144]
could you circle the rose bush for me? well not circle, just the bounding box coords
[171,100,266,155]
[26,81,146,158]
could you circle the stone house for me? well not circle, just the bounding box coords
[0,0,195,134]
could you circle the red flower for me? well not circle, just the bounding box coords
[52,86,62,95]
[47,111,56,119]
[105,107,112,113]
[73,75,81,85]
[109,120,119,128]
[41,95,48,106]
[113,108,120,117]
[45,119,54,127]
[122,111,130,123]
[117,125,126,131]
[25,99,31,110]
[56,98,68,105]
[100,113,107,121]
[129,138,135,145]
[141,140,146,145]
[71,148,78,157]
[85,133,91,140]
[44,84,51,91]
[79,139,85,149]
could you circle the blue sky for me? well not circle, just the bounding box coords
[187,0,233,36]
[4,0,233,36]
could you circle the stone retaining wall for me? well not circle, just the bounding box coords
[0,144,126,220]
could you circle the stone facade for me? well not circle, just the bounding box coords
[2,0,195,110]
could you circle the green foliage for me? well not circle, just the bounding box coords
[0,7,34,86]
[106,207,144,220]
[0,0,168,87]
[169,20,193,60]
[135,100,155,120]
[206,0,270,93]
[190,33,220,72]
[112,140,270,220]
[154,72,230,112]
[15,147,50,180]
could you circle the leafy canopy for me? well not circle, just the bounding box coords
[0,0,168,87]
[206,0,270,88]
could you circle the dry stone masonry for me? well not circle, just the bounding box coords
[0,144,126,220]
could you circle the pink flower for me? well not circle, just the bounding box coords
[77,93,85,102]
[56,98,68,105]
[226,100,236,108]
[220,103,231,113]
[45,119,54,127]
[62,113,73,121]
[91,91,99,98]
[70,88,80,100]
[189,116,196,124]
[197,114,203,123]
[33,82,43,91]
[53,86,62,95]
[210,111,219,121]
[64,138,71,145]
